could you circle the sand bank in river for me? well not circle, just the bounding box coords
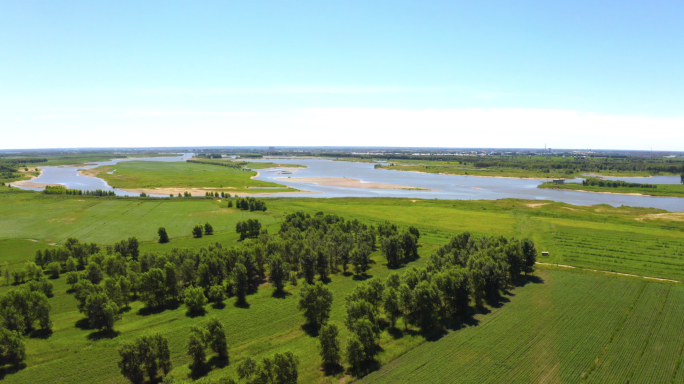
[276,177,429,190]
[118,187,314,196]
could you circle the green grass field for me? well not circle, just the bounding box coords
[361,269,684,384]
[85,161,296,194]
[2,190,684,383]
[539,181,684,197]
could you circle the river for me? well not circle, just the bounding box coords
[12,155,684,212]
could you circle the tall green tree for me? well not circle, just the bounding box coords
[192,225,204,238]
[164,262,179,301]
[184,286,208,313]
[85,292,119,331]
[268,255,287,293]
[297,282,333,329]
[318,323,341,368]
[232,263,249,305]
[157,227,169,243]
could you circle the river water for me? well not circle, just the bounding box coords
[12,155,684,212]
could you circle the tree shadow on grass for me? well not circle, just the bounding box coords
[234,300,251,309]
[301,323,319,337]
[74,317,90,330]
[211,301,227,309]
[29,328,52,339]
[188,362,211,381]
[185,308,207,318]
[272,290,291,299]
[342,271,354,277]
[386,327,420,340]
[207,355,229,369]
[0,363,26,380]
[353,358,381,378]
[352,273,373,281]
[137,306,168,317]
[87,329,120,340]
[322,363,344,376]
[514,274,545,287]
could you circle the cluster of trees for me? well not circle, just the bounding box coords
[205,191,232,197]
[234,197,267,212]
[43,186,117,196]
[193,223,214,238]
[294,232,537,376]
[0,279,54,366]
[195,153,224,159]
[235,219,262,240]
[237,351,299,384]
[582,178,658,189]
[118,332,172,384]
[187,317,229,370]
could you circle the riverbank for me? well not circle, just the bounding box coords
[276,176,432,190]
[538,182,684,198]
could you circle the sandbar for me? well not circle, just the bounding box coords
[276,177,429,190]
[9,169,64,188]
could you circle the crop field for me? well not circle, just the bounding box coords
[86,161,295,193]
[546,223,684,281]
[3,190,684,383]
[361,270,684,384]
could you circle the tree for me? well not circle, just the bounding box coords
[521,238,537,275]
[297,282,333,329]
[681,173,684,185]
[128,237,140,260]
[409,281,440,330]
[345,334,365,376]
[236,219,262,240]
[86,262,103,285]
[299,248,317,285]
[193,225,204,238]
[164,262,179,301]
[272,351,299,384]
[0,327,25,366]
[187,331,206,369]
[350,246,370,274]
[208,285,226,306]
[382,287,401,327]
[158,227,169,243]
[318,323,341,368]
[66,271,79,288]
[65,256,77,272]
[268,255,287,293]
[232,263,249,305]
[119,276,132,308]
[118,333,172,384]
[204,222,214,235]
[85,292,119,331]
[184,286,208,313]
[381,235,402,268]
[140,268,167,308]
[205,317,229,360]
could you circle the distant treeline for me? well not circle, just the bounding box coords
[323,153,684,174]
[581,179,658,189]
[187,159,250,170]
[44,186,117,196]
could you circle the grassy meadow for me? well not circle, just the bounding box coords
[2,189,684,383]
[84,161,296,194]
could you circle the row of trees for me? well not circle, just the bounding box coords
[582,178,658,189]
[205,191,232,198]
[43,186,117,196]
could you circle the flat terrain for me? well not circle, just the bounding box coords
[275,177,427,190]
[83,161,297,194]
[2,189,684,383]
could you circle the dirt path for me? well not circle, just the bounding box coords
[537,262,679,283]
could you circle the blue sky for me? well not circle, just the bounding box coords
[1,1,683,150]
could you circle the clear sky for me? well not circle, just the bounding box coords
[1,1,683,150]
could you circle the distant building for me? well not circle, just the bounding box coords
[552,179,565,185]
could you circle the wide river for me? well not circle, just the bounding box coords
[13,155,684,212]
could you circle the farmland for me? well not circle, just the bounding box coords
[83,161,297,194]
[361,270,684,384]
[2,189,684,383]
